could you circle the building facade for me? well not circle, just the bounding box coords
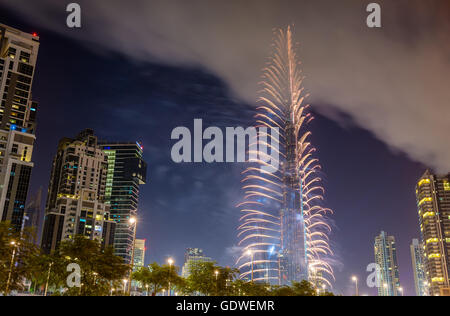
[100,142,146,264]
[374,231,400,296]
[0,24,39,231]
[410,238,428,296]
[416,170,450,296]
[133,238,146,269]
[41,129,115,253]
[182,248,212,278]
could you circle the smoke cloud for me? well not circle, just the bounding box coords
[3,0,450,171]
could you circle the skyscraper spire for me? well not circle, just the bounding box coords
[237,26,333,286]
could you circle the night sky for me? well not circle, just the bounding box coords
[1,0,449,296]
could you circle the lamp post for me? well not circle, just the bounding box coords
[127,217,137,294]
[351,276,359,296]
[6,241,18,294]
[215,270,219,295]
[398,286,404,296]
[44,262,53,296]
[122,279,128,295]
[168,258,174,296]
[383,282,388,296]
[246,250,254,282]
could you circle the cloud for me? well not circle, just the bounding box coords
[3,0,450,171]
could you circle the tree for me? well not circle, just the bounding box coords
[28,252,67,294]
[185,261,240,296]
[291,280,318,296]
[0,221,40,294]
[132,262,183,296]
[57,235,128,296]
[230,279,272,296]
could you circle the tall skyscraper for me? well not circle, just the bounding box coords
[374,231,400,296]
[237,27,333,286]
[182,248,212,278]
[0,24,39,231]
[415,170,450,296]
[410,238,428,296]
[133,238,146,269]
[41,129,116,253]
[100,142,147,264]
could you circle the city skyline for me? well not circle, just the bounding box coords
[1,1,449,296]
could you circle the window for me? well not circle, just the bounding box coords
[8,47,16,58]
[443,180,450,191]
[17,63,33,76]
[19,51,30,63]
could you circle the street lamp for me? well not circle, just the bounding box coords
[44,261,54,296]
[215,270,219,295]
[351,276,359,296]
[167,258,174,296]
[122,279,128,295]
[383,282,388,296]
[127,216,137,294]
[6,241,18,294]
[246,250,254,282]
[398,287,404,296]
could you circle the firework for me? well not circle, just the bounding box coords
[237,26,334,287]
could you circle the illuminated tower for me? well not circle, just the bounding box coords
[416,170,450,296]
[0,24,39,231]
[100,142,147,264]
[41,129,116,253]
[133,239,146,269]
[410,238,428,296]
[182,248,212,278]
[374,231,400,296]
[237,27,333,286]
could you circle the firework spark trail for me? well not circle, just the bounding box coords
[237,26,334,287]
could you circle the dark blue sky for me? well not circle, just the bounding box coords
[1,5,430,296]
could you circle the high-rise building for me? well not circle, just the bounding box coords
[0,24,39,231]
[133,239,146,269]
[410,238,428,296]
[415,170,450,296]
[237,27,333,286]
[374,231,401,296]
[100,142,147,264]
[41,129,116,253]
[182,248,212,278]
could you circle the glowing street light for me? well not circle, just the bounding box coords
[351,276,359,296]
[167,258,174,296]
[127,216,138,294]
[6,241,18,294]
[214,270,220,295]
[122,279,128,295]
[398,287,404,296]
